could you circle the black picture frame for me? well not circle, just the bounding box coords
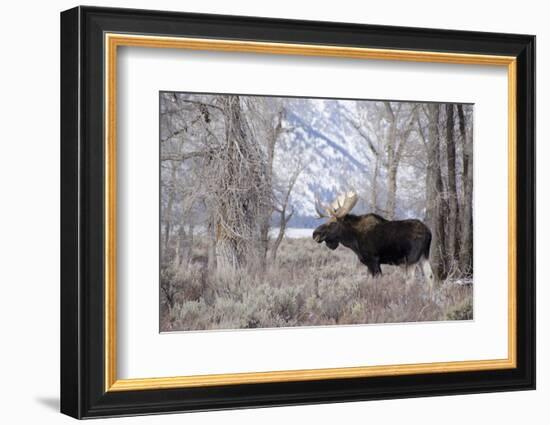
[61,5,535,419]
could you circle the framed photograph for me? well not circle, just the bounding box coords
[60,6,535,419]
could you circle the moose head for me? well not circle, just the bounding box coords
[312,191,359,250]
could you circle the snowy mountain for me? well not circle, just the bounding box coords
[271,98,426,228]
[272,99,364,227]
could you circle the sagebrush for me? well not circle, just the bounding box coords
[160,237,472,332]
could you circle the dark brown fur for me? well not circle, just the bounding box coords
[313,213,432,277]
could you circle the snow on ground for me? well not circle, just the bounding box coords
[269,227,314,239]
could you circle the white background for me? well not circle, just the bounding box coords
[0,0,545,424]
[118,48,508,379]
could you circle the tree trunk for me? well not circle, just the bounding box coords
[445,104,459,269]
[214,96,264,272]
[206,211,217,273]
[271,210,293,262]
[258,109,283,271]
[270,165,301,262]
[174,219,195,266]
[425,104,447,281]
[457,105,473,275]
[371,155,380,213]
[162,162,178,256]
[175,224,185,266]
[386,163,398,219]
[384,102,398,219]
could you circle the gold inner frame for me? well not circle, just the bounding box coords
[104,33,517,392]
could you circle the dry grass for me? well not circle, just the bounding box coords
[160,237,473,332]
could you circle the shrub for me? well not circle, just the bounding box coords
[445,298,473,321]
[160,237,473,331]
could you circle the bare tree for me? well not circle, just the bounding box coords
[246,99,286,270]
[424,104,447,280]
[347,104,383,214]
[457,104,473,275]
[348,101,416,218]
[162,161,178,253]
[271,164,303,261]
[212,95,267,271]
[383,102,401,219]
[445,104,459,267]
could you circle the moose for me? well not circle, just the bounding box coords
[312,192,435,290]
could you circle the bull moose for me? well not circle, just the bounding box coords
[312,192,435,290]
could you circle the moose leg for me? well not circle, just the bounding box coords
[365,259,382,277]
[357,254,381,279]
[405,264,416,286]
[420,258,435,295]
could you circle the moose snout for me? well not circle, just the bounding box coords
[312,230,324,243]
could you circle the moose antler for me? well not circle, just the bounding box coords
[331,191,358,218]
[315,191,358,219]
[314,194,331,218]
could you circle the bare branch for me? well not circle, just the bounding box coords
[160,151,213,162]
